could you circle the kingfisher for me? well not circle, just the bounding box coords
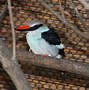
[16,19,65,59]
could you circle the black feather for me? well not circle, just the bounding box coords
[58,48,65,58]
[42,28,61,45]
[30,24,43,31]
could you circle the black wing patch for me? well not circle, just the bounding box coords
[42,28,61,45]
[58,48,65,57]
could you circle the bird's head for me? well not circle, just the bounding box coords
[16,19,44,32]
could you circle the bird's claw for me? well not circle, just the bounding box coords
[41,55,48,58]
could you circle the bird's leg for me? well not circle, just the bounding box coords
[41,54,49,58]
[33,54,38,57]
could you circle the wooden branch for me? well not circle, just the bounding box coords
[38,0,89,39]
[7,0,16,59]
[59,1,65,19]
[0,39,89,88]
[68,0,88,31]
[0,39,32,90]
[78,0,89,9]
[17,50,89,78]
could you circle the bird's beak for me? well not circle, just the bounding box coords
[16,25,30,31]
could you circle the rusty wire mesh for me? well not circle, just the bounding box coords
[0,0,89,90]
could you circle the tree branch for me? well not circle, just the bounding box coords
[59,1,65,19]
[38,0,89,39]
[17,50,89,78]
[7,0,16,60]
[5,1,32,89]
[68,0,88,31]
[0,38,89,88]
[0,39,32,90]
[78,0,89,9]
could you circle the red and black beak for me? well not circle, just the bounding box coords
[16,25,30,31]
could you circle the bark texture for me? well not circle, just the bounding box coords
[17,50,89,78]
[0,40,32,90]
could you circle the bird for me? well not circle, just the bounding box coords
[16,19,65,59]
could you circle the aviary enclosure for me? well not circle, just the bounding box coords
[0,0,89,90]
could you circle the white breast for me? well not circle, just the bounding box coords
[26,31,41,54]
[26,31,59,57]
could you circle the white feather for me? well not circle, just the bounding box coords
[56,43,64,49]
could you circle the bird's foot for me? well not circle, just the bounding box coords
[41,54,49,58]
[33,54,49,58]
[33,54,38,57]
